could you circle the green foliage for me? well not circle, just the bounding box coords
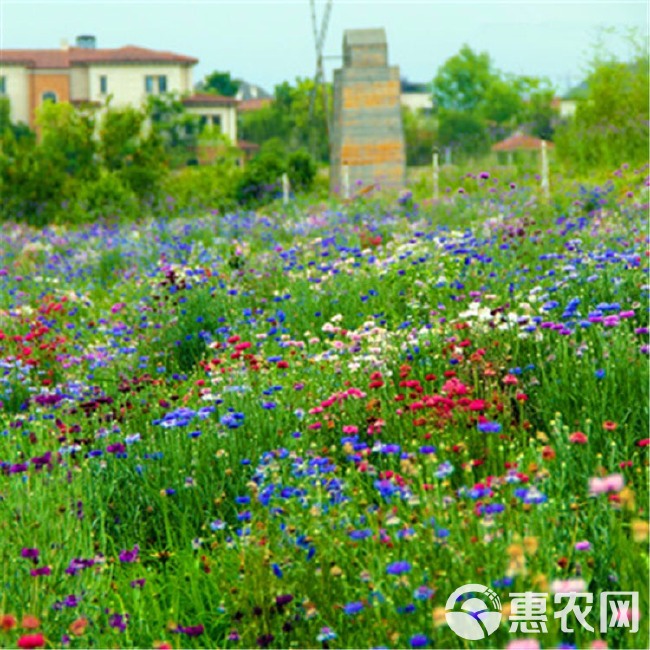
[555,45,649,173]
[37,101,98,182]
[99,106,168,200]
[438,110,490,155]
[163,159,242,214]
[201,70,240,97]
[402,108,437,165]
[68,170,139,222]
[432,44,558,155]
[0,96,34,142]
[287,149,317,192]
[239,77,330,162]
[235,150,286,206]
[147,94,201,168]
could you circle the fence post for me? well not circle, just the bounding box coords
[432,146,440,202]
[282,172,290,206]
[342,164,350,200]
[540,140,550,200]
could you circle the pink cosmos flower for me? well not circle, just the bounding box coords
[589,473,624,495]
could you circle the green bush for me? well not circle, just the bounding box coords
[235,151,286,206]
[287,149,316,192]
[67,171,139,223]
[555,47,649,174]
[163,162,242,214]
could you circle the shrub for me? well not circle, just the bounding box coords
[287,149,317,192]
[163,162,241,214]
[235,151,286,206]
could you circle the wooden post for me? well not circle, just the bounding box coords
[540,140,550,200]
[432,147,440,202]
[342,164,350,200]
[282,173,290,206]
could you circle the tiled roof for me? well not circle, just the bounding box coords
[182,93,239,107]
[238,97,272,112]
[0,46,197,69]
[492,132,555,152]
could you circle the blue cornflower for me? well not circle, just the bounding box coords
[413,586,435,600]
[386,561,412,575]
[477,421,502,434]
[343,601,364,616]
[409,634,429,648]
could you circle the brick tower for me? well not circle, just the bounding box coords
[330,28,406,194]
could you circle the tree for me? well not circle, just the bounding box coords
[402,108,437,166]
[433,45,496,113]
[437,110,490,156]
[146,93,201,167]
[98,106,167,200]
[554,39,649,173]
[36,101,98,182]
[201,71,240,97]
[239,77,330,162]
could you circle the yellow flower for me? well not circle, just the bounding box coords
[632,519,649,542]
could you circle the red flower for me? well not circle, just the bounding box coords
[569,432,588,444]
[603,421,617,431]
[0,614,16,631]
[18,634,44,649]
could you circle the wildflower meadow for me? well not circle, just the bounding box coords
[0,167,648,650]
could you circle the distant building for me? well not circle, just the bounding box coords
[235,80,271,102]
[182,93,238,145]
[492,131,554,164]
[0,36,243,146]
[0,36,197,127]
[400,79,433,113]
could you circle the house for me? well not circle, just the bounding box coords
[0,35,239,146]
[0,35,196,127]
[182,93,239,145]
[400,79,433,113]
[492,131,554,164]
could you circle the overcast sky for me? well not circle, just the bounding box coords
[1,1,647,94]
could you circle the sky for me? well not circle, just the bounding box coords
[1,0,647,94]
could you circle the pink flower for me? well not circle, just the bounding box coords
[506,640,540,650]
[551,578,587,594]
[111,302,126,314]
[342,425,358,434]
[575,540,591,551]
[569,431,588,444]
[589,473,624,496]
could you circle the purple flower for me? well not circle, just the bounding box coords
[175,624,204,636]
[21,547,40,561]
[30,566,51,577]
[108,613,128,632]
[119,545,139,563]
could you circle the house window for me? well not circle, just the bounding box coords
[42,91,57,103]
[211,115,222,131]
[146,75,168,95]
[0,76,6,95]
[100,75,108,94]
